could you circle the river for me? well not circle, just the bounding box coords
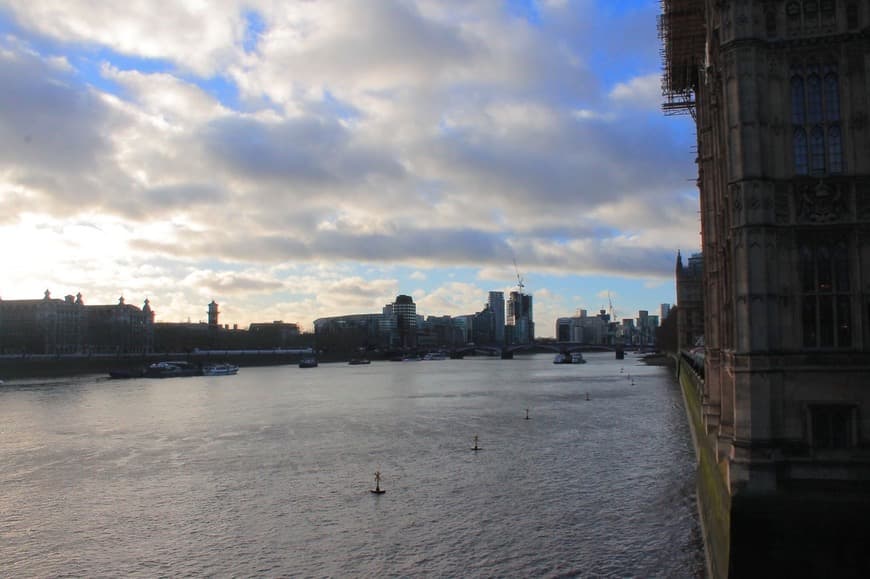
[0,352,704,577]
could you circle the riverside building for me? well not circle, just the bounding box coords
[0,290,154,354]
[662,0,870,575]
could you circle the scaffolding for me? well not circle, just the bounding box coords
[658,0,706,117]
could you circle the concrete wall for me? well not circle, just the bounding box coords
[678,355,731,579]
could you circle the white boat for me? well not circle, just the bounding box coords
[202,363,239,376]
[554,352,586,364]
[145,361,201,378]
[423,352,447,360]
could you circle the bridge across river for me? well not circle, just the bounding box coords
[448,342,630,359]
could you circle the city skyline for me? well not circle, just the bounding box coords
[0,287,667,335]
[0,1,698,338]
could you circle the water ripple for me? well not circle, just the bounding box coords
[0,354,703,577]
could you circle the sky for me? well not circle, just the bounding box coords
[0,0,700,337]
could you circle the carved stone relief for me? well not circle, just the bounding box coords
[750,193,761,210]
[797,180,847,223]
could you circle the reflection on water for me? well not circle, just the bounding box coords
[0,353,704,577]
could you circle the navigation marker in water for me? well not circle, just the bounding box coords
[472,434,481,451]
[371,470,385,494]
[525,408,530,420]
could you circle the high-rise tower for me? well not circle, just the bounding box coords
[488,291,505,345]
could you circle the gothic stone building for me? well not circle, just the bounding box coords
[676,250,706,351]
[662,0,870,575]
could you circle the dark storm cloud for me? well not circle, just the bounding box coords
[315,227,514,263]
[185,271,285,295]
[131,233,312,263]
[130,224,513,266]
[201,115,403,185]
[143,183,228,207]
[128,218,680,280]
[0,49,113,181]
[430,114,692,218]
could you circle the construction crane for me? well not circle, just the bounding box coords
[513,257,525,293]
[608,291,617,321]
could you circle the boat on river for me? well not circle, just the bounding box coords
[202,363,239,376]
[145,361,202,378]
[554,352,586,364]
[348,358,371,365]
[299,358,318,368]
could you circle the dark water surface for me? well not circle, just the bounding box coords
[1,353,704,577]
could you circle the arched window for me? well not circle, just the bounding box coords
[817,245,832,291]
[824,73,840,121]
[828,126,843,173]
[807,74,823,123]
[766,10,778,36]
[791,63,842,176]
[846,3,859,29]
[800,244,815,292]
[794,128,809,174]
[834,241,850,292]
[810,126,826,174]
[804,0,820,28]
[800,234,853,349]
[787,1,802,28]
[791,76,806,124]
[821,0,837,24]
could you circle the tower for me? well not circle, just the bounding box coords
[662,0,870,573]
[208,300,219,327]
[506,291,534,345]
[391,294,417,348]
[488,291,505,345]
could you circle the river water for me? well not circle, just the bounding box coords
[1,353,704,577]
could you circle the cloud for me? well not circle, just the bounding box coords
[0,1,699,332]
[201,114,404,185]
[415,281,488,317]
[609,72,662,110]
[0,46,115,186]
[572,108,616,122]
[182,270,286,295]
[3,0,248,76]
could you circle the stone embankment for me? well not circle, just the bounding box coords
[0,350,314,379]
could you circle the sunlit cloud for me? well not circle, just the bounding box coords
[0,1,697,336]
